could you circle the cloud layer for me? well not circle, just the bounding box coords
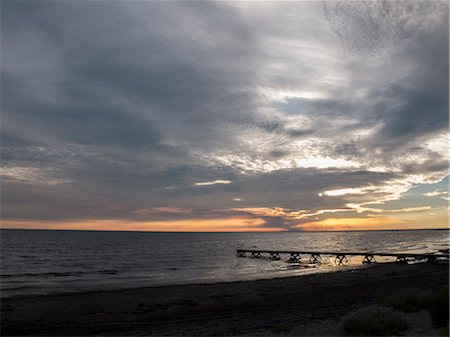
[2,1,448,230]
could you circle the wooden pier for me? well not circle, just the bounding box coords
[236,249,449,265]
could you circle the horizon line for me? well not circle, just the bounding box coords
[1,227,449,234]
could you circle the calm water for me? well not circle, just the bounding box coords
[1,229,448,297]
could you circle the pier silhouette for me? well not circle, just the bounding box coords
[236,249,449,265]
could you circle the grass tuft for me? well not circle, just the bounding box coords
[378,285,449,329]
[340,305,408,336]
[377,288,430,313]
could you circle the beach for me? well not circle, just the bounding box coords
[2,262,448,336]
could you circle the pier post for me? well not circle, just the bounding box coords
[335,254,348,265]
[309,254,322,264]
[396,256,408,264]
[288,253,301,262]
[251,252,262,258]
[237,251,246,258]
[270,252,281,260]
[362,255,377,264]
[426,255,438,264]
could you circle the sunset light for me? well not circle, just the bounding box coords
[1,1,448,232]
[2,2,449,336]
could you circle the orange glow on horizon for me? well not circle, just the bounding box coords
[0,218,283,232]
[298,213,449,231]
[298,217,405,231]
[1,207,448,232]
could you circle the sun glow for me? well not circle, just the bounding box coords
[1,218,282,232]
[297,217,405,231]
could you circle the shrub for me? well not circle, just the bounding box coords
[379,286,449,329]
[377,288,430,313]
[341,305,408,336]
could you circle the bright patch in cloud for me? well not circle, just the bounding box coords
[296,157,360,169]
[1,166,70,185]
[320,188,365,197]
[130,207,192,215]
[424,190,448,198]
[232,206,352,221]
[194,180,231,186]
[260,88,328,102]
[348,205,432,214]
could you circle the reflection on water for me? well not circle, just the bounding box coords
[1,229,448,297]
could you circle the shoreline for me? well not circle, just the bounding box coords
[2,262,448,336]
[1,261,371,300]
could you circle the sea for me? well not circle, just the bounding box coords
[1,229,448,297]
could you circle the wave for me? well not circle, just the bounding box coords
[1,269,119,278]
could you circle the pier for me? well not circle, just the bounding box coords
[236,249,449,265]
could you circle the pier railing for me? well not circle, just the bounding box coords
[236,249,449,265]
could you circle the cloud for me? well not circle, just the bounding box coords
[423,190,449,202]
[424,190,448,198]
[194,180,232,186]
[323,0,449,152]
[1,1,448,230]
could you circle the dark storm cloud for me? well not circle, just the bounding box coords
[369,38,449,152]
[1,1,448,228]
[323,0,449,152]
[2,1,262,150]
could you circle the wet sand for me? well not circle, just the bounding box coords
[1,263,448,336]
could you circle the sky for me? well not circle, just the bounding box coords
[1,0,449,232]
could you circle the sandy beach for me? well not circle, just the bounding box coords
[1,262,448,336]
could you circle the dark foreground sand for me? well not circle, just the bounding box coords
[1,263,448,336]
